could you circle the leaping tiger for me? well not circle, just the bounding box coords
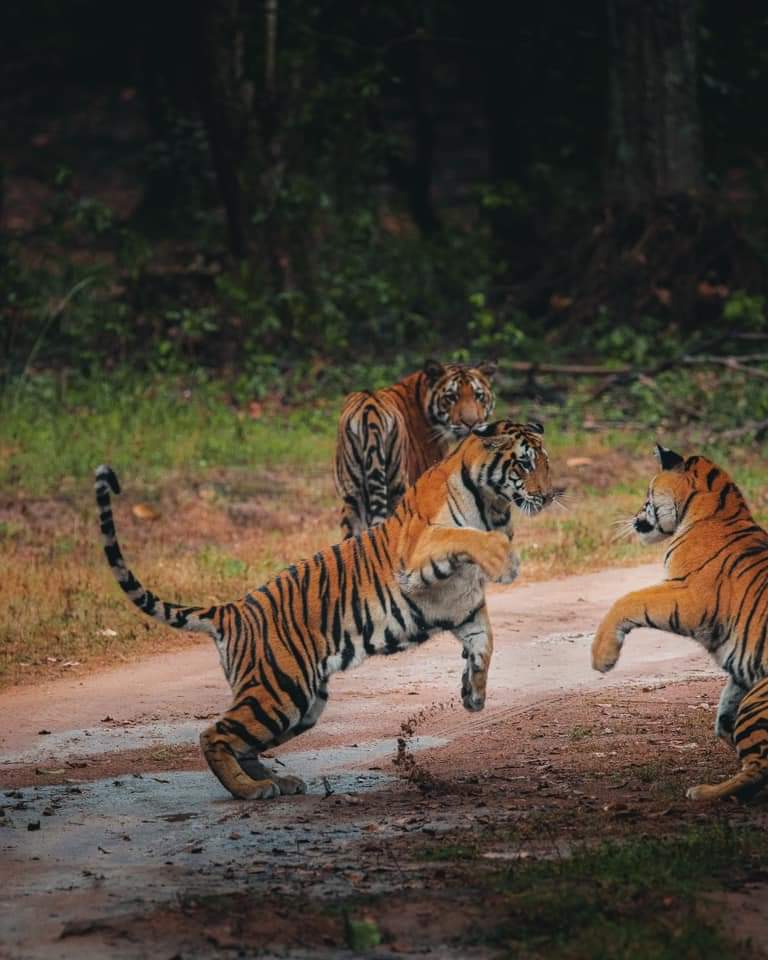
[334,359,496,538]
[592,444,768,802]
[95,420,553,801]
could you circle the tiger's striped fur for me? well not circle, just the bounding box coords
[591,444,768,801]
[687,676,768,800]
[95,420,551,801]
[335,359,496,538]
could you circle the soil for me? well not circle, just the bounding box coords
[2,563,767,959]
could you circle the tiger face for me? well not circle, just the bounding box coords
[472,419,553,517]
[631,445,729,543]
[423,359,496,442]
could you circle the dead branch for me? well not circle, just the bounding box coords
[682,355,768,381]
[500,361,632,376]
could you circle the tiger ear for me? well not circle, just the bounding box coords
[655,444,684,471]
[423,359,445,384]
[476,360,497,380]
[527,421,544,434]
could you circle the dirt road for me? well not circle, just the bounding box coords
[0,564,726,959]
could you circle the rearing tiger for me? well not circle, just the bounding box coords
[335,359,496,538]
[592,445,768,802]
[96,420,553,801]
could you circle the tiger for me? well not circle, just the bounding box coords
[95,420,553,801]
[334,359,497,538]
[591,444,768,801]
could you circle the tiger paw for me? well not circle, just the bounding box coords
[686,783,714,801]
[462,689,485,712]
[273,774,307,796]
[234,775,282,801]
[477,531,512,580]
[495,550,520,585]
[591,631,621,673]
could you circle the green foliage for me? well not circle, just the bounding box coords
[0,373,337,496]
[723,291,766,328]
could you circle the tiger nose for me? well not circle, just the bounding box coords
[458,408,480,428]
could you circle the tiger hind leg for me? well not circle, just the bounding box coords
[238,683,329,796]
[201,684,329,799]
[687,677,768,801]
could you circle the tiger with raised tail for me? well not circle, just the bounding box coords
[592,444,768,801]
[96,420,554,801]
[335,359,496,538]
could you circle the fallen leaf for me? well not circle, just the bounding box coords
[565,456,593,467]
[132,503,161,522]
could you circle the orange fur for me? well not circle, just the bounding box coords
[334,359,496,537]
[96,420,552,800]
[592,446,768,801]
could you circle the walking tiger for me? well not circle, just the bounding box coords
[96,420,554,800]
[592,444,768,801]
[335,359,496,538]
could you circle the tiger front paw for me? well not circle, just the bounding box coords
[476,531,512,581]
[495,550,520,585]
[461,665,486,712]
[591,627,622,674]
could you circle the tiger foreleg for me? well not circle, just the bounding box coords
[402,526,511,590]
[454,605,494,712]
[591,583,690,674]
[715,676,748,748]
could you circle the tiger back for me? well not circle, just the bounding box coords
[592,445,768,801]
[95,420,551,802]
[334,359,496,538]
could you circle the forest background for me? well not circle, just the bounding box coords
[3,0,768,403]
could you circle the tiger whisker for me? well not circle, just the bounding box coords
[611,518,637,542]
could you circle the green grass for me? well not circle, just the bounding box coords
[474,825,765,958]
[0,374,337,496]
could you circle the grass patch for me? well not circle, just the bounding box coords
[0,374,337,496]
[480,825,766,958]
[420,843,479,862]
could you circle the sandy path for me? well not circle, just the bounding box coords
[0,563,723,959]
[0,563,715,767]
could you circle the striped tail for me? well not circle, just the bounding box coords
[94,465,220,639]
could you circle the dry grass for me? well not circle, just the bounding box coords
[0,464,339,686]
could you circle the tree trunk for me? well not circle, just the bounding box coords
[606,0,700,209]
[260,0,290,293]
[385,30,442,237]
[189,0,254,259]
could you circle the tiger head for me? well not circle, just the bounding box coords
[422,359,496,442]
[630,445,746,543]
[470,419,556,518]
